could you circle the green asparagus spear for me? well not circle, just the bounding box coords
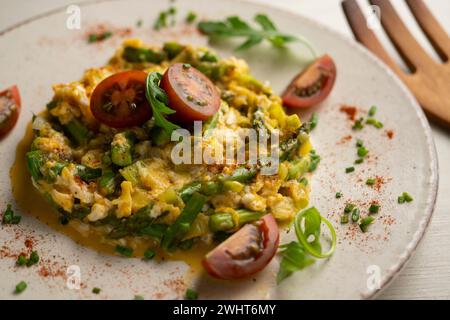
[209,209,264,232]
[122,46,166,63]
[111,132,134,166]
[99,171,116,195]
[162,192,207,250]
[64,118,90,146]
[219,166,256,183]
[163,42,185,60]
[26,150,45,181]
[75,164,102,182]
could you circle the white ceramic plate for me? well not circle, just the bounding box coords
[0,0,438,299]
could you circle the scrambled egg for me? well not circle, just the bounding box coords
[27,39,313,249]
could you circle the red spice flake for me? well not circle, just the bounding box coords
[85,24,132,43]
[38,260,67,279]
[339,105,358,121]
[337,135,352,144]
[163,277,186,296]
[24,238,34,250]
[385,129,394,139]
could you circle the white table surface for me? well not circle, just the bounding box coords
[1,0,449,299]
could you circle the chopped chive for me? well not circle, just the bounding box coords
[2,204,21,225]
[182,63,191,69]
[309,112,319,130]
[359,216,375,233]
[102,31,113,39]
[398,192,413,203]
[46,100,58,110]
[88,34,97,43]
[168,6,177,15]
[369,203,380,214]
[351,208,360,222]
[17,255,27,266]
[134,295,144,300]
[366,118,383,129]
[335,192,343,199]
[354,158,364,164]
[15,281,27,294]
[115,245,133,257]
[357,146,369,157]
[340,215,349,224]
[26,251,39,267]
[308,151,321,172]
[402,192,413,203]
[185,288,198,300]
[368,105,377,117]
[345,166,355,173]
[366,178,376,185]
[344,203,355,214]
[143,249,156,260]
[186,11,197,23]
[352,118,364,130]
[356,139,364,147]
[92,287,101,294]
[299,177,308,186]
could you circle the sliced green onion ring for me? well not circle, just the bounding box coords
[294,208,337,259]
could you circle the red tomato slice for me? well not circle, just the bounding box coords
[282,54,337,108]
[0,85,21,139]
[90,70,152,128]
[160,63,220,123]
[202,214,279,280]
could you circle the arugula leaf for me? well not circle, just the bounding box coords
[145,72,180,135]
[198,14,315,54]
[277,241,315,283]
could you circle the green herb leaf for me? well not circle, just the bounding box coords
[197,14,315,54]
[368,105,377,117]
[335,192,342,199]
[92,287,101,294]
[345,166,355,173]
[145,72,180,136]
[276,241,315,283]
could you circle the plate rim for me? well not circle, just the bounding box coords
[0,0,439,299]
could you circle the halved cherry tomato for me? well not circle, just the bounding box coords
[90,70,152,128]
[282,54,336,108]
[202,214,279,280]
[160,63,220,123]
[0,85,21,139]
